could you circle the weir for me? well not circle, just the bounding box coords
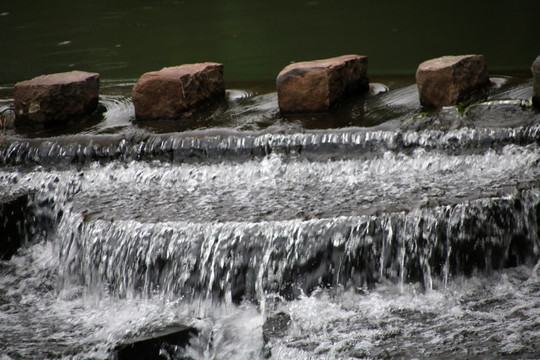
[56,190,540,302]
[1,77,540,359]
[2,124,540,167]
[2,0,540,355]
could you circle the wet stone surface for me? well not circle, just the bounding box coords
[416,55,490,108]
[276,55,369,114]
[262,312,292,344]
[14,71,100,126]
[132,63,225,121]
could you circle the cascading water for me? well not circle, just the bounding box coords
[1,77,540,359]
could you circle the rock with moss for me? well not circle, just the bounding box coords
[416,55,490,108]
[14,71,100,126]
[276,55,369,114]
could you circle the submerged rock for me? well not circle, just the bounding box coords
[532,55,540,108]
[113,324,197,360]
[132,63,225,121]
[416,55,490,108]
[276,54,369,114]
[14,71,100,126]
[262,311,291,344]
[262,310,292,358]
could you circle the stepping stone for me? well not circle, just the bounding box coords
[416,55,490,108]
[132,63,225,121]
[276,54,369,114]
[14,70,100,125]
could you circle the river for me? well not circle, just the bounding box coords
[1,1,540,359]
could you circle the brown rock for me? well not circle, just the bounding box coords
[132,63,225,121]
[276,55,369,114]
[532,55,540,109]
[416,55,490,108]
[14,71,100,125]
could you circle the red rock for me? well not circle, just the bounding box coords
[132,63,225,121]
[14,71,100,125]
[416,55,490,108]
[276,55,369,114]
[532,55,540,109]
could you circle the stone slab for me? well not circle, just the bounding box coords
[276,55,369,114]
[14,71,100,125]
[416,55,490,108]
[132,63,225,121]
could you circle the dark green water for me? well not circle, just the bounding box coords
[1,0,539,84]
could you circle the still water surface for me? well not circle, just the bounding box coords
[1,0,539,83]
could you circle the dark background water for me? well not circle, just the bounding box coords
[1,0,539,84]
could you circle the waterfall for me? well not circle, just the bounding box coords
[2,81,540,359]
[2,124,540,167]
[54,189,540,302]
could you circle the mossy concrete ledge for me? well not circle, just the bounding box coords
[132,63,225,121]
[276,55,369,115]
[416,55,490,108]
[532,55,540,109]
[14,70,100,126]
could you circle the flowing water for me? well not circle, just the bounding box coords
[1,73,540,359]
[2,1,540,359]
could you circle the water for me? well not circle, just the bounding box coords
[1,1,540,84]
[1,71,540,358]
[1,2,540,358]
